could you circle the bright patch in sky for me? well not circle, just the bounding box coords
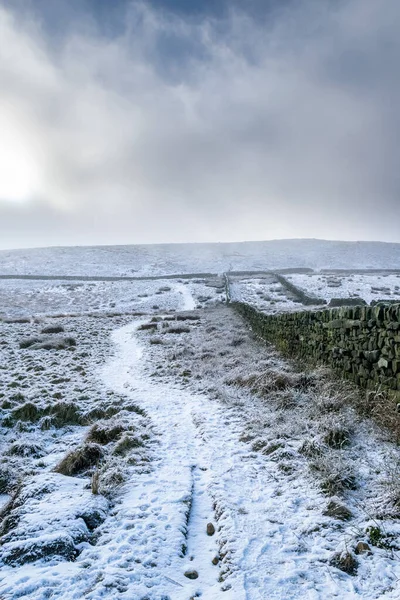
[0,113,38,203]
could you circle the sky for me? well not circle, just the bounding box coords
[0,0,399,249]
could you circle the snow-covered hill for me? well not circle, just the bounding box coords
[1,239,400,277]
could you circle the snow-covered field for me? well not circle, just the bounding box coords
[229,274,303,314]
[1,243,400,599]
[0,277,224,319]
[287,274,400,305]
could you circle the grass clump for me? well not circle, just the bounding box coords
[123,403,146,416]
[48,402,84,427]
[330,550,358,575]
[10,392,25,403]
[323,423,352,449]
[95,458,128,498]
[6,441,44,458]
[163,326,190,334]
[138,323,158,331]
[83,405,120,422]
[262,441,285,456]
[19,336,76,351]
[310,452,357,496]
[85,420,125,445]
[54,443,104,476]
[0,466,16,494]
[113,434,144,456]
[323,499,353,521]
[11,403,42,423]
[176,314,200,321]
[41,325,65,334]
[298,439,323,458]
[225,369,308,397]
[359,388,400,443]
[19,337,42,349]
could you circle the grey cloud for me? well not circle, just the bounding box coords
[0,0,399,249]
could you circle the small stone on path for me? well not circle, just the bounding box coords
[355,541,371,555]
[207,522,215,536]
[184,569,199,580]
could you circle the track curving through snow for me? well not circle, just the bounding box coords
[94,308,400,600]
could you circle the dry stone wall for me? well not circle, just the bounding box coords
[233,302,400,396]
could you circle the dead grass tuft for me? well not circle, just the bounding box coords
[11,402,41,423]
[323,499,353,521]
[0,466,17,494]
[83,406,118,422]
[310,452,357,496]
[6,441,44,458]
[225,369,305,397]
[138,323,158,331]
[330,550,358,575]
[49,401,84,427]
[54,443,104,476]
[96,458,128,498]
[85,421,125,445]
[298,439,323,458]
[91,469,100,495]
[113,434,144,456]
[163,326,190,334]
[323,423,352,449]
[41,325,65,334]
[358,388,400,443]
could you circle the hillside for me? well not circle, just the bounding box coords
[1,239,400,277]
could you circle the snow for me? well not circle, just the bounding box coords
[0,474,108,567]
[287,273,400,304]
[2,305,400,599]
[1,239,400,277]
[0,494,10,510]
[229,274,303,313]
[0,278,222,319]
[1,244,400,599]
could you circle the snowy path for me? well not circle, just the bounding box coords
[97,320,234,599]
[91,312,400,599]
[175,282,196,311]
[67,320,384,599]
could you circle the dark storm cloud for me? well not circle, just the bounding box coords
[0,0,399,249]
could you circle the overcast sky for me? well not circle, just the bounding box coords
[0,0,399,249]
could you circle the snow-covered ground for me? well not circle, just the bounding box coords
[1,245,400,599]
[1,239,400,277]
[2,300,400,599]
[0,278,224,319]
[287,274,400,304]
[229,274,303,314]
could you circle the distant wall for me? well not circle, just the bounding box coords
[234,302,400,396]
[273,273,326,306]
